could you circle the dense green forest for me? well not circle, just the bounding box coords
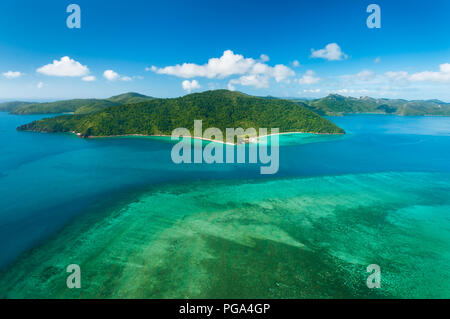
[17,90,345,137]
[0,101,34,112]
[4,91,449,117]
[293,94,450,116]
[1,92,154,115]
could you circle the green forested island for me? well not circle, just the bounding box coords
[16,90,345,137]
[2,92,154,115]
[3,91,449,117]
[0,101,34,112]
[294,94,450,116]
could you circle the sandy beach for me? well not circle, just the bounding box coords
[73,131,344,145]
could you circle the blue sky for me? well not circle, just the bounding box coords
[0,0,449,100]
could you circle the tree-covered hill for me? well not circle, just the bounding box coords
[106,92,155,104]
[17,90,345,137]
[1,92,154,115]
[296,94,450,116]
[0,101,34,112]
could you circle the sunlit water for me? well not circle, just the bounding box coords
[0,113,449,298]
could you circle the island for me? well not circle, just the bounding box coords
[292,94,450,116]
[16,90,345,139]
[3,91,449,117]
[2,93,154,115]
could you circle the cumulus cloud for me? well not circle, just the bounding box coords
[292,60,300,67]
[311,43,347,61]
[182,80,201,92]
[82,75,96,82]
[409,63,450,83]
[37,56,89,77]
[228,75,269,91]
[103,70,133,82]
[150,50,255,79]
[298,70,321,85]
[385,64,450,84]
[103,70,119,81]
[149,50,295,88]
[270,64,295,82]
[37,82,44,89]
[3,71,22,79]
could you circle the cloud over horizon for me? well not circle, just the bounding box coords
[37,57,90,77]
[149,50,295,90]
[182,79,201,92]
[3,71,22,79]
[298,70,321,85]
[103,70,132,82]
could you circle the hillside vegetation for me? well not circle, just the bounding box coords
[0,101,34,112]
[295,94,450,116]
[17,90,345,137]
[1,92,154,115]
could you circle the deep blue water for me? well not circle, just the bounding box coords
[0,112,449,269]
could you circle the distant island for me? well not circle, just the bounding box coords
[16,90,345,138]
[0,92,155,115]
[292,94,450,116]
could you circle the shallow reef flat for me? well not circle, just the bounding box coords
[0,171,449,298]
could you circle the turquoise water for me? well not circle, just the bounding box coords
[0,113,449,298]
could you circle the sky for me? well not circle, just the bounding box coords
[0,0,449,101]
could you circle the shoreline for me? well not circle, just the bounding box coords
[73,131,345,145]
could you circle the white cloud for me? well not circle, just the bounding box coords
[37,56,89,77]
[270,64,295,82]
[260,54,270,62]
[37,82,44,89]
[303,89,321,93]
[145,66,157,72]
[409,63,450,83]
[3,71,22,79]
[228,75,269,90]
[103,70,119,81]
[151,50,255,79]
[82,75,96,82]
[385,64,450,84]
[292,60,300,67]
[355,70,374,81]
[182,80,201,93]
[385,71,409,82]
[103,70,133,82]
[149,50,295,85]
[298,70,320,85]
[311,43,347,61]
[338,70,382,88]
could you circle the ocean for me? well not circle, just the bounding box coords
[0,112,449,298]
